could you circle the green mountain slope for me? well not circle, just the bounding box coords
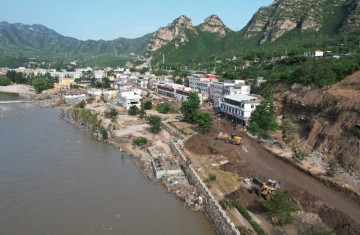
[0,21,153,57]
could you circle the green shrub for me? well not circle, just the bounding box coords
[133,136,148,146]
[128,105,139,116]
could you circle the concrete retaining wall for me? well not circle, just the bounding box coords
[170,142,240,235]
[162,121,186,140]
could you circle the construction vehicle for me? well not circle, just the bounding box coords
[253,177,279,200]
[216,132,241,145]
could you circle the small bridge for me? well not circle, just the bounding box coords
[0,100,32,104]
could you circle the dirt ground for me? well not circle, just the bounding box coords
[184,116,360,234]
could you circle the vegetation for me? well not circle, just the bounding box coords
[138,107,146,119]
[292,146,308,161]
[207,173,217,182]
[262,191,297,225]
[78,100,86,108]
[281,114,297,143]
[210,141,223,154]
[300,224,334,235]
[326,161,337,177]
[31,78,53,93]
[0,77,11,86]
[156,102,174,114]
[180,92,200,123]
[128,105,139,116]
[222,199,267,235]
[249,95,278,137]
[133,136,148,146]
[105,109,118,121]
[146,115,162,134]
[143,100,153,110]
[185,156,192,165]
[100,128,108,140]
[194,110,213,132]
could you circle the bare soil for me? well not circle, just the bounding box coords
[184,116,360,233]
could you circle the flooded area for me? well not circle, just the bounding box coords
[0,99,215,234]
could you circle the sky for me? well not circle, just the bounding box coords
[0,0,273,40]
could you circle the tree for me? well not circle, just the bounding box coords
[128,105,139,116]
[147,115,162,134]
[262,191,297,225]
[102,77,111,88]
[31,78,53,93]
[195,110,213,132]
[0,77,11,86]
[181,92,200,123]
[78,100,86,108]
[6,70,16,82]
[143,100,153,110]
[138,107,146,119]
[249,96,277,137]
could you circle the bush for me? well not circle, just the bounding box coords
[185,156,192,165]
[100,128,108,140]
[156,102,172,114]
[105,109,118,121]
[133,136,148,146]
[128,105,139,116]
[0,77,11,86]
[207,173,217,182]
[300,224,334,235]
[292,146,308,161]
[78,100,86,108]
[143,100,152,110]
[262,191,297,225]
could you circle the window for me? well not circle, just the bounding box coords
[251,104,254,108]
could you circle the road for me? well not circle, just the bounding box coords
[217,120,360,224]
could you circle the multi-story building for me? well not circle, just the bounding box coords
[189,75,217,94]
[153,82,202,103]
[211,80,250,107]
[219,94,262,125]
[117,90,142,110]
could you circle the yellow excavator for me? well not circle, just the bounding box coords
[216,132,241,145]
[253,178,278,200]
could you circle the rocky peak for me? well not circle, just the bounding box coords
[244,0,329,43]
[147,15,196,52]
[198,15,228,36]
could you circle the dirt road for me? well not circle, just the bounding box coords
[237,132,360,224]
[185,118,360,225]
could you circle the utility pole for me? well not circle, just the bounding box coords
[162,54,165,65]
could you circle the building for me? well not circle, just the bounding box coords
[219,94,262,125]
[87,89,118,99]
[148,147,182,180]
[304,50,324,57]
[189,76,217,94]
[153,82,202,103]
[211,80,249,107]
[117,90,142,109]
[63,90,86,104]
[94,70,106,81]
[112,82,133,91]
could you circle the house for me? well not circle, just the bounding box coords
[211,80,250,107]
[219,94,262,125]
[63,90,86,104]
[304,50,324,58]
[117,90,142,110]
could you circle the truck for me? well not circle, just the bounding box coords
[216,132,241,145]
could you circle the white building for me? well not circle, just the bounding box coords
[211,80,249,107]
[94,70,106,80]
[189,76,217,94]
[118,91,142,110]
[63,91,86,104]
[219,94,262,125]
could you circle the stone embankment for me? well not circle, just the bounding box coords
[170,142,239,235]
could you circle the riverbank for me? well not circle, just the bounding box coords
[0,84,36,96]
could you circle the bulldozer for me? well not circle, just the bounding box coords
[253,177,278,200]
[216,132,241,145]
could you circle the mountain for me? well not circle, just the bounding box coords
[147,0,360,63]
[0,21,152,57]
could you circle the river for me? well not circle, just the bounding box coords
[0,93,215,235]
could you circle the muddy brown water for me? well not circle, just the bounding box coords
[0,100,215,235]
